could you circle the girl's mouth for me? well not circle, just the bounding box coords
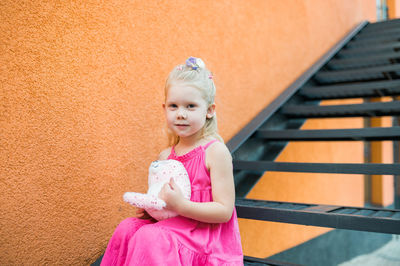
[175,124,189,128]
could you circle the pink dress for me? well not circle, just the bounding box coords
[101,140,243,266]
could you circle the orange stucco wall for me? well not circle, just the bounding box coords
[388,0,400,18]
[1,1,376,264]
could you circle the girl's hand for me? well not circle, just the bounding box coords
[135,208,152,220]
[159,178,185,213]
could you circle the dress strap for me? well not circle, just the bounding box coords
[203,139,219,150]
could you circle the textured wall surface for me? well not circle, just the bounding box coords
[388,0,400,18]
[1,0,376,264]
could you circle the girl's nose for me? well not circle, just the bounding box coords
[177,109,187,119]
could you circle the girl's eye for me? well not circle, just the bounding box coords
[169,104,177,108]
[187,104,196,109]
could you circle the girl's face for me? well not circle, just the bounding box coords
[164,82,215,142]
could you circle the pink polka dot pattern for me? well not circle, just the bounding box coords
[123,160,191,220]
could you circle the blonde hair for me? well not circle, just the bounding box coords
[164,57,223,146]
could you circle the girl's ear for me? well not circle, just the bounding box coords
[206,104,216,119]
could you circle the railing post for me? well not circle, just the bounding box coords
[393,113,400,209]
[364,98,372,206]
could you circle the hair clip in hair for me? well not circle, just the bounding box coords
[186,57,199,70]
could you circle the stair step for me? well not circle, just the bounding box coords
[362,19,400,32]
[356,27,400,40]
[235,198,400,234]
[233,161,400,175]
[299,80,400,100]
[281,101,400,118]
[300,79,400,99]
[362,20,400,32]
[347,34,400,48]
[338,43,400,58]
[327,52,400,70]
[254,127,400,141]
[342,41,400,53]
[244,256,303,266]
[315,64,400,84]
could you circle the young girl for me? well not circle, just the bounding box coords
[101,57,243,265]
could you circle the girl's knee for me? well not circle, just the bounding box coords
[133,224,162,242]
[117,217,137,230]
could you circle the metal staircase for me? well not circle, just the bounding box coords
[228,19,400,266]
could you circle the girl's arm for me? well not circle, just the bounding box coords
[159,142,235,223]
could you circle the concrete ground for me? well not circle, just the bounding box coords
[339,235,400,266]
